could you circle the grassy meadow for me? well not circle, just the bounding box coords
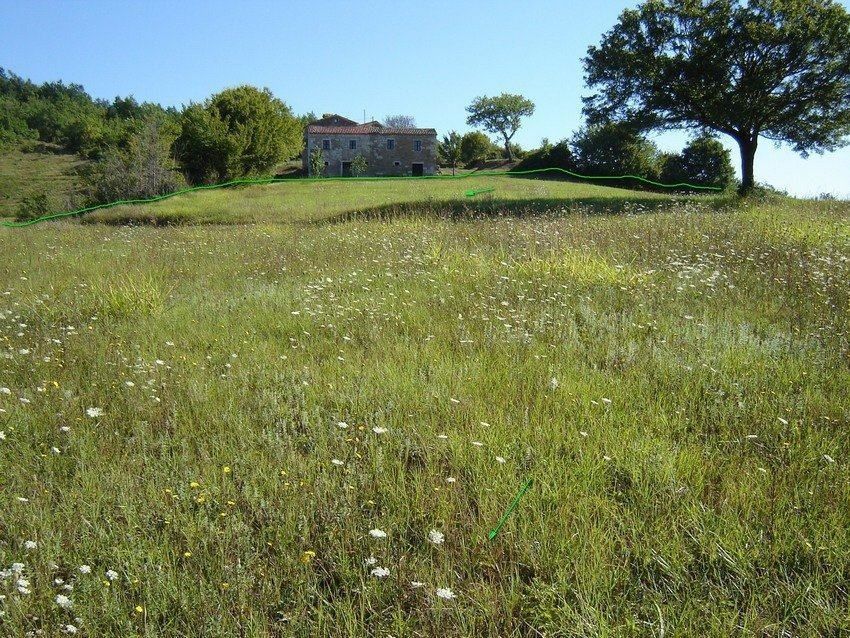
[0,143,87,219]
[0,177,849,636]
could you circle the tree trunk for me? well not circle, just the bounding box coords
[504,138,513,162]
[737,135,757,194]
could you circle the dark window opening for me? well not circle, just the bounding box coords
[349,140,357,150]
[322,139,331,150]
[414,140,422,152]
[387,139,395,150]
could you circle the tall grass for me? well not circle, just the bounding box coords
[0,182,848,636]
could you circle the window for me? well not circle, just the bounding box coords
[386,139,395,150]
[349,140,357,150]
[414,140,422,152]
[322,139,330,150]
[323,161,329,166]
[394,161,400,166]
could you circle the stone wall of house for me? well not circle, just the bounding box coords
[304,134,437,176]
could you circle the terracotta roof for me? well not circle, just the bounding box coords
[306,124,436,136]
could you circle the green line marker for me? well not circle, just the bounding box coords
[488,478,533,540]
[465,187,496,197]
[1,167,722,229]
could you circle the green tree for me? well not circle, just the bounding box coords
[572,122,660,181]
[308,148,325,177]
[460,131,495,166]
[661,134,736,188]
[438,131,463,174]
[350,155,368,177]
[174,86,302,184]
[466,93,535,161]
[84,114,185,203]
[583,0,850,192]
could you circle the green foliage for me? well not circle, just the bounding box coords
[308,148,325,177]
[350,154,368,177]
[583,0,850,190]
[660,134,737,188]
[466,93,535,161]
[438,131,463,173]
[83,114,185,204]
[513,139,576,173]
[174,86,302,184]
[572,122,661,183]
[16,190,53,221]
[460,131,498,166]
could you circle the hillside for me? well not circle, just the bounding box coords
[80,174,719,226]
[0,142,88,218]
[1,183,849,635]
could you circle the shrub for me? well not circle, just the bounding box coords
[571,123,661,184]
[660,134,736,188]
[174,86,302,184]
[16,191,52,221]
[351,155,368,177]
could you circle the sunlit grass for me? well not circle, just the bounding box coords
[0,182,848,636]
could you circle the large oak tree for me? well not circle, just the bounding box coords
[466,93,535,161]
[583,0,850,191]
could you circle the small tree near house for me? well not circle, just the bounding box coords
[309,148,325,177]
[351,155,368,177]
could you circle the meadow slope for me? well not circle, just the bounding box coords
[0,180,848,637]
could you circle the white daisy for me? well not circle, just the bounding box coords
[105,569,118,581]
[24,540,37,550]
[78,565,91,574]
[55,594,73,609]
[85,408,103,418]
[436,587,456,600]
[370,566,390,578]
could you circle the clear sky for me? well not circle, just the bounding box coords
[2,0,848,197]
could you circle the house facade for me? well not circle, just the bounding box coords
[303,114,437,177]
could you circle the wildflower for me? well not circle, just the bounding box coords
[222,466,231,474]
[135,605,144,613]
[823,454,836,463]
[436,587,456,600]
[331,459,344,466]
[549,377,559,390]
[363,556,378,566]
[124,381,135,387]
[369,529,387,539]
[445,477,456,483]
[601,398,612,405]
[0,387,11,395]
[0,431,5,440]
[472,441,483,447]
[24,540,37,550]
[450,398,460,404]
[301,550,316,564]
[337,421,349,429]
[495,456,506,464]
[60,426,70,433]
[428,529,445,545]
[370,566,390,578]
[78,565,91,574]
[372,427,388,434]
[778,417,789,425]
[410,581,425,588]
[436,434,448,440]
[105,570,118,581]
[55,594,73,609]
[62,625,78,635]
[85,407,103,418]
[183,551,192,558]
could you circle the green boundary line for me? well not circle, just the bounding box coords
[488,478,533,541]
[1,167,722,228]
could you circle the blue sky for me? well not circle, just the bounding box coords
[2,0,848,197]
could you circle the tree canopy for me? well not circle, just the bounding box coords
[174,86,301,184]
[466,93,535,161]
[583,0,850,191]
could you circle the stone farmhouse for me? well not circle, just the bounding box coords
[303,114,437,177]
